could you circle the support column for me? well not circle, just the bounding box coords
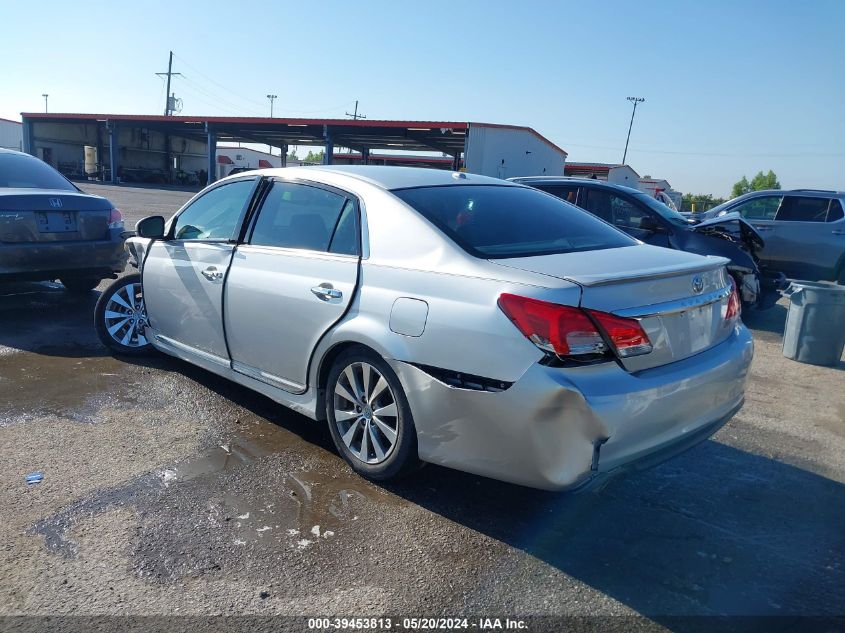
[164,133,172,184]
[322,125,333,165]
[206,123,217,186]
[281,143,287,168]
[21,118,33,154]
[452,152,461,171]
[361,148,370,165]
[108,121,118,184]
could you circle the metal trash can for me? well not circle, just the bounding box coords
[782,281,845,367]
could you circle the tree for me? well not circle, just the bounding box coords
[731,176,751,198]
[304,150,324,164]
[750,169,781,191]
[286,148,299,162]
[732,170,780,198]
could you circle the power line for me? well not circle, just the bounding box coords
[171,52,355,116]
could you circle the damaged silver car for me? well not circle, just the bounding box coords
[95,166,753,490]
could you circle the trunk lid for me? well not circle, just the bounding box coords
[491,244,736,372]
[0,189,113,243]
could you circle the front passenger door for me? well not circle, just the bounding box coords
[582,187,671,247]
[142,177,258,366]
[224,179,361,392]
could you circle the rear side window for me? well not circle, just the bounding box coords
[392,185,636,259]
[730,195,782,220]
[776,197,830,222]
[250,181,358,254]
[0,153,76,191]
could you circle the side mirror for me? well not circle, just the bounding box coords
[136,215,166,239]
[639,216,662,233]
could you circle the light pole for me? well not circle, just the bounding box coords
[42,93,49,113]
[622,96,644,165]
[266,94,277,117]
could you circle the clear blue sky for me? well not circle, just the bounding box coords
[1,0,843,196]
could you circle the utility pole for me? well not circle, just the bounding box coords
[266,94,277,117]
[345,100,367,153]
[42,94,48,113]
[622,96,645,165]
[156,51,182,116]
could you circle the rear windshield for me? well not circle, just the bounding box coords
[0,153,77,191]
[393,184,636,258]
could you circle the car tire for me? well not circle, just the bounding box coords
[61,277,101,292]
[94,273,154,356]
[325,347,421,481]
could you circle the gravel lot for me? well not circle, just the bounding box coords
[1,184,843,629]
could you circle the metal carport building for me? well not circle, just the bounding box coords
[19,113,567,186]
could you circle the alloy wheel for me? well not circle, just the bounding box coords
[103,282,148,348]
[333,362,399,464]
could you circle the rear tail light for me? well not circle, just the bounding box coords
[108,208,124,229]
[498,293,652,360]
[589,311,654,358]
[725,276,741,321]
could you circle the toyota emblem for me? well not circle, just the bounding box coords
[49,198,63,208]
[691,275,704,294]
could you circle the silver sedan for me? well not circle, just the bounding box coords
[95,166,753,490]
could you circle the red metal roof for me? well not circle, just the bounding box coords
[20,112,470,130]
[0,116,21,125]
[258,159,273,168]
[216,155,234,164]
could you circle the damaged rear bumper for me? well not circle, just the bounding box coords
[390,325,754,491]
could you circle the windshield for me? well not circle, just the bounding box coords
[630,191,691,226]
[393,185,637,259]
[0,153,77,190]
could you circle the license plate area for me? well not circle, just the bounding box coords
[37,211,78,233]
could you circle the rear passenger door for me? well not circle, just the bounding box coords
[768,196,842,279]
[224,179,361,392]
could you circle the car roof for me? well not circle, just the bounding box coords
[242,165,517,191]
[510,176,645,195]
[728,188,845,198]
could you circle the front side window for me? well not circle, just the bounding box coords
[776,196,831,223]
[583,189,652,230]
[250,181,357,254]
[393,185,635,259]
[729,195,782,220]
[173,179,255,240]
[537,185,580,206]
[827,199,844,223]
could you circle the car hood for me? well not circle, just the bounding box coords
[691,212,765,253]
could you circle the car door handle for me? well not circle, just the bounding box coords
[311,284,342,300]
[832,230,845,235]
[753,225,773,231]
[201,266,225,281]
